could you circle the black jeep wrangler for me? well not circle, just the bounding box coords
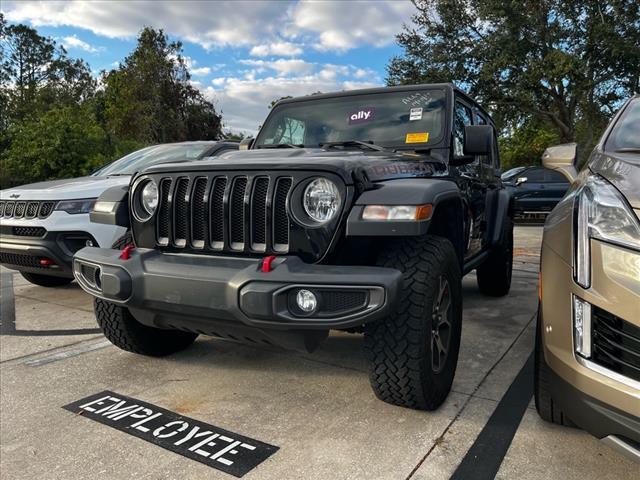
[74,84,513,411]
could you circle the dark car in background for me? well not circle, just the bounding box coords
[502,165,570,215]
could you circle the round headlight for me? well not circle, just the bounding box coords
[140,180,158,216]
[303,178,341,223]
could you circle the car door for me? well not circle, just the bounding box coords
[513,167,546,212]
[452,98,485,259]
[543,169,570,211]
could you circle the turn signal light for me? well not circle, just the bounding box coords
[362,204,433,221]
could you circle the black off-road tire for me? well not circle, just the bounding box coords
[364,236,462,410]
[94,298,198,356]
[20,272,73,287]
[111,230,133,249]
[476,218,513,297]
[534,308,574,426]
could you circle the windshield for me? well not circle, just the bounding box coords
[254,89,446,150]
[605,98,640,152]
[93,143,214,176]
[501,167,527,180]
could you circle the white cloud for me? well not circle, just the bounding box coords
[290,0,414,51]
[3,0,414,53]
[190,66,211,76]
[239,59,314,76]
[249,41,303,57]
[61,34,103,53]
[205,72,383,133]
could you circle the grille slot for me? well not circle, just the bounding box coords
[25,202,38,218]
[173,178,190,247]
[153,173,295,255]
[592,307,640,383]
[4,202,15,217]
[273,178,292,252]
[251,177,269,251]
[14,202,26,218]
[0,201,5,216]
[229,177,248,250]
[157,179,172,245]
[209,177,227,249]
[190,177,208,248]
[38,202,55,217]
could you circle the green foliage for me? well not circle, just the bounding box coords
[0,17,223,187]
[388,0,640,156]
[499,122,559,170]
[1,105,107,187]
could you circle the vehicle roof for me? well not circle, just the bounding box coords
[274,83,495,125]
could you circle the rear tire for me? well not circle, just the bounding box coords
[20,272,73,288]
[534,307,574,426]
[94,298,198,357]
[477,218,513,296]
[364,236,462,410]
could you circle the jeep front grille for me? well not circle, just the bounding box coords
[154,174,294,254]
[0,201,56,219]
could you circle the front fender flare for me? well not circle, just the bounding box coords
[346,179,461,237]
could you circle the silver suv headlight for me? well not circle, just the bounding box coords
[303,178,341,223]
[574,171,640,288]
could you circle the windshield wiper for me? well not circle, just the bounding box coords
[320,140,394,153]
[257,143,303,149]
[614,148,640,154]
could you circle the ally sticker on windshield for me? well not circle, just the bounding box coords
[348,107,375,125]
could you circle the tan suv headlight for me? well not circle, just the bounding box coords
[574,172,640,288]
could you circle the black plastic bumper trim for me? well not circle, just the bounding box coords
[73,247,402,331]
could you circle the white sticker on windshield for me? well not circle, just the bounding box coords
[409,108,423,121]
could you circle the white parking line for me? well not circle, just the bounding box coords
[24,339,112,367]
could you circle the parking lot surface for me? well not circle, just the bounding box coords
[0,226,637,479]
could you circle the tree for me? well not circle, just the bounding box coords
[102,27,221,144]
[0,14,95,122]
[1,105,107,187]
[388,1,640,155]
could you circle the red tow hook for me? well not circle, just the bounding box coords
[119,244,135,260]
[261,255,277,273]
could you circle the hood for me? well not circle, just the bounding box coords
[589,151,640,208]
[0,175,130,201]
[142,148,448,184]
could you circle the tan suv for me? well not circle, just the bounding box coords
[536,95,640,462]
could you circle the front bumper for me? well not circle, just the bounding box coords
[0,230,96,278]
[73,247,402,348]
[548,366,640,462]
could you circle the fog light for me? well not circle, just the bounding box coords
[86,240,94,247]
[573,295,592,358]
[296,289,318,313]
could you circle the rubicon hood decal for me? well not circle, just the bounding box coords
[363,160,442,181]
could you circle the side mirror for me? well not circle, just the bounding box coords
[515,177,528,186]
[463,125,492,156]
[239,137,254,150]
[542,143,578,183]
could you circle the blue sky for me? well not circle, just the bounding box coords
[2,0,415,134]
